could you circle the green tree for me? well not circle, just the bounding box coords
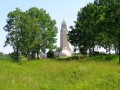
[98,0,120,63]
[20,11,39,60]
[68,3,99,56]
[27,7,58,59]
[4,7,58,60]
[4,8,23,61]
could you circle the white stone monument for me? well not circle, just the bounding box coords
[59,19,71,56]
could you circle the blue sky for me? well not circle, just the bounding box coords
[0,0,94,54]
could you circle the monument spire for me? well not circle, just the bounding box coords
[60,19,71,56]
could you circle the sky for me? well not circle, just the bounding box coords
[0,0,94,54]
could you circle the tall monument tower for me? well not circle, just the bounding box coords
[60,19,71,56]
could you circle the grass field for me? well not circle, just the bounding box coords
[0,55,120,90]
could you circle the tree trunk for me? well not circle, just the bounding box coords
[108,46,111,55]
[58,52,59,59]
[89,48,92,57]
[117,49,119,55]
[115,47,117,55]
[92,46,95,56]
[16,48,19,61]
[118,42,120,64]
[37,51,40,59]
[27,51,30,61]
[89,41,92,57]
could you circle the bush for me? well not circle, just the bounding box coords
[90,54,116,61]
[58,55,88,61]
[47,50,54,58]
[71,55,88,60]
[8,52,20,61]
[0,53,12,60]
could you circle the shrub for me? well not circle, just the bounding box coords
[47,50,54,58]
[8,52,20,61]
[90,54,116,61]
[0,53,12,60]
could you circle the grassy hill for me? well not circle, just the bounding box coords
[0,55,120,90]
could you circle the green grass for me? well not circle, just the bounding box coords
[0,55,120,90]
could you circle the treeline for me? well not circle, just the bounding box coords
[4,7,58,61]
[68,0,120,63]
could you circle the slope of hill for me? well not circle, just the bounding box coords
[0,56,120,90]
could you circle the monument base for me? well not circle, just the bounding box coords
[59,49,71,56]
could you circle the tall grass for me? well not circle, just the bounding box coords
[0,54,12,61]
[0,55,120,90]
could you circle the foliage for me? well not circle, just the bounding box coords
[89,54,117,61]
[4,7,58,60]
[47,50,54,58]
[55,47,61,58]
[98,0,120,63]
[68,3,99,56]
[68,0,120,63]
[0,53,12,61]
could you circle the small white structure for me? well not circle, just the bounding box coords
[59,49,71,56]
[35,53,47,58]
[60,20,72,56]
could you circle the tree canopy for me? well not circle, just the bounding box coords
[68,0,120,63]
[4,7,58,60]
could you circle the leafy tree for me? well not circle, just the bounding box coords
[4,8,23,61]
[68,26,87,54]
[27,7,58,59]
[69,0,120,63]
[68,3,99,56]
[98,0,120,63]
[4,7,58,60]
